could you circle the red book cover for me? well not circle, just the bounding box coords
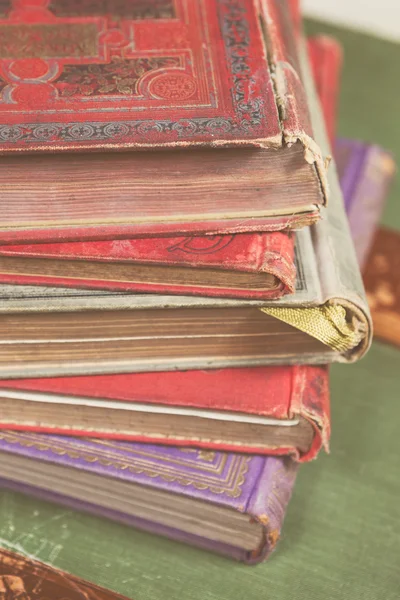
[0,231,296,299]
[0,0,327,244]
[0,365,330,462]
[0,0,315,153]
[308,35,343,147]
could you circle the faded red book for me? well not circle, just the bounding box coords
[0,0,327,244]
[0,365,330,462]
[364,227,400,346]
[308,35,343,146]
[0,232,296,299]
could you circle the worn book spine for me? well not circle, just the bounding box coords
[335,139,395,270]
[259,0,328,197]
[0,365,330,461]
[0,438,298,564]
[262,39,372,363]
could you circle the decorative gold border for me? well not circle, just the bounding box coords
[0,432,251,498]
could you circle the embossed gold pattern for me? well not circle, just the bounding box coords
[0,432,250,498]
[57,57,181,97]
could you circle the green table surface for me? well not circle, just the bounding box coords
[1,20,400,600]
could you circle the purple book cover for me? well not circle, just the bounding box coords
[0,431,298,564]
[335,138,395,269]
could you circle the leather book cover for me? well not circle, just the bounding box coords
[363,227,400,346]
[0,547,130,600]
[0,0,327,245]
[308,35,343,146]
[0,0,318,155]
[0,365,330,461]
[335,139,395,270]
[0,436,298,564]
[0,232,296,300]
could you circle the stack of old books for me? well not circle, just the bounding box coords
[0,0,394,567]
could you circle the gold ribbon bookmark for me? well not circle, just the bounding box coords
[260,303,365,353]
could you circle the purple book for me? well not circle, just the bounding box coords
[335,138,395,269]
[0,431,298,565]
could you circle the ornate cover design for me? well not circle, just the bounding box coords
[0,0,316,154]
[0,231,296,299]
[0,434,298,563]
[0,365,330,461]
[0,547,131,600]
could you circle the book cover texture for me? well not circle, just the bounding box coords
[0,434,298,563]
[0,0,313,153]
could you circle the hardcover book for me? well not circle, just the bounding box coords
[0,232,296,300]
[0,365,330,460]
[363,227,400,346]
[0,547,131,600]
[335,140,395,269]
[0,435,298,564]
[0,0,327,243]
[0,42,371,378]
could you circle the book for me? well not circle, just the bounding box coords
[335,140,395,270]
[0,436,298,564]
[0,41,371,378]
[0,547,130,600]
[0,232,296,300]
[0,34,341,301]
[0,0,327,243]
[308,35,343,146]
[363,227,400,346]
[0,365,330,460]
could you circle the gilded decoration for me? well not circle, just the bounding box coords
[149,72,197,100]
[0,432,250,498]
[57,57,181,97]
[49,0,176,19]
[0,23,99,59]
[0,0,267,148]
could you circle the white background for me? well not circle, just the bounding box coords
[303,0,400,42]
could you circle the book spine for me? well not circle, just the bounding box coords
[290,365,331,462]
[244,457,298,563]
[258,0,328,203]
[346,146,396,270]
[308,35,343,147]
